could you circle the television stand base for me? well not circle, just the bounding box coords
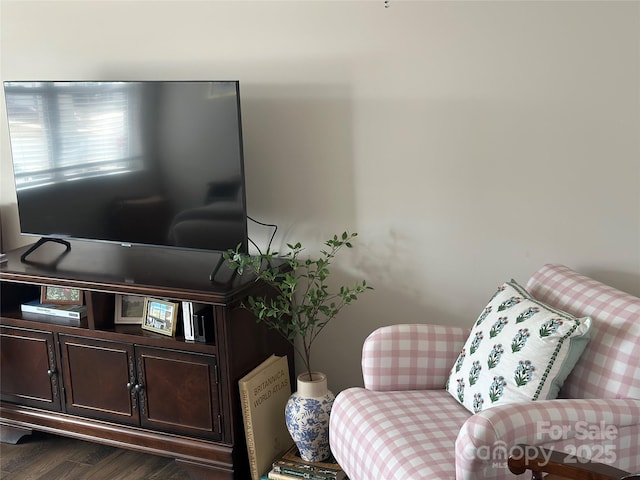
[20,238,71,262]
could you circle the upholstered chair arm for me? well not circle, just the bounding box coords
[361,323,467,391]
[507,444,635,480]
[455,398,640,480]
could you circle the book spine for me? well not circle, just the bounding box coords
[268,471,305,480]
[21,304,82,319]
[272,465,340,480]
[240,382,260,480]
[267,471,287,480]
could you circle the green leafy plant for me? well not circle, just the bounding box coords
[224,231,372,381]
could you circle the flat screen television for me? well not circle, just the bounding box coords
[3,81,248,257]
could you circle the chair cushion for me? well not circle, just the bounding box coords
[446,280,592,413]
[329,388,470,480]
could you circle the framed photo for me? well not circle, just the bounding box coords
[115,295,145,324]
[142,298,178,337]
[41,286,83,305]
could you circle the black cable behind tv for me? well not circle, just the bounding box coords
[209,216,278,284]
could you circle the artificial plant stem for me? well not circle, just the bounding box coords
[288,286,313,379]
[265,316,308,373]
[303,335,312,380]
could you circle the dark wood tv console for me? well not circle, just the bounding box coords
[0,240,294,480]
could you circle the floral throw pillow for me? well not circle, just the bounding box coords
[446,280,591,414]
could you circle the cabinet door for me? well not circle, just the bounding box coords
[136,346,221,440]
[59,335,139,425]
[0,326,62,411]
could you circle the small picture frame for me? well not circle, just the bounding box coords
[41,286,83,305]
[141,298,178,337]
[115,295,145,325]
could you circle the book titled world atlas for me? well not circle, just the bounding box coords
[239,355,293,480]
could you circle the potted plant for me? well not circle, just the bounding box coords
[224,231,371,461]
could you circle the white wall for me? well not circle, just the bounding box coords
[2,0,639,393]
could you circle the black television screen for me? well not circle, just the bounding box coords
[4,81,248,254]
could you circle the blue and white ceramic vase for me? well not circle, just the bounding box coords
[285,372,335,462]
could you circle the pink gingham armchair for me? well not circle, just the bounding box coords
[329,264,640,480]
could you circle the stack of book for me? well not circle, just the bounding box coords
[21,300,87,319]
[20,299,88,326]
[267,445,347,480]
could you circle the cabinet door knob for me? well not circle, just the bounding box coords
[47,368,56,378]
[134,383,144,393]
[126,382,134,391]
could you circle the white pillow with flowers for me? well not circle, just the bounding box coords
[446,279,591,414]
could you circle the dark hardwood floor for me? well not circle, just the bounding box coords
[0,431,192,480]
